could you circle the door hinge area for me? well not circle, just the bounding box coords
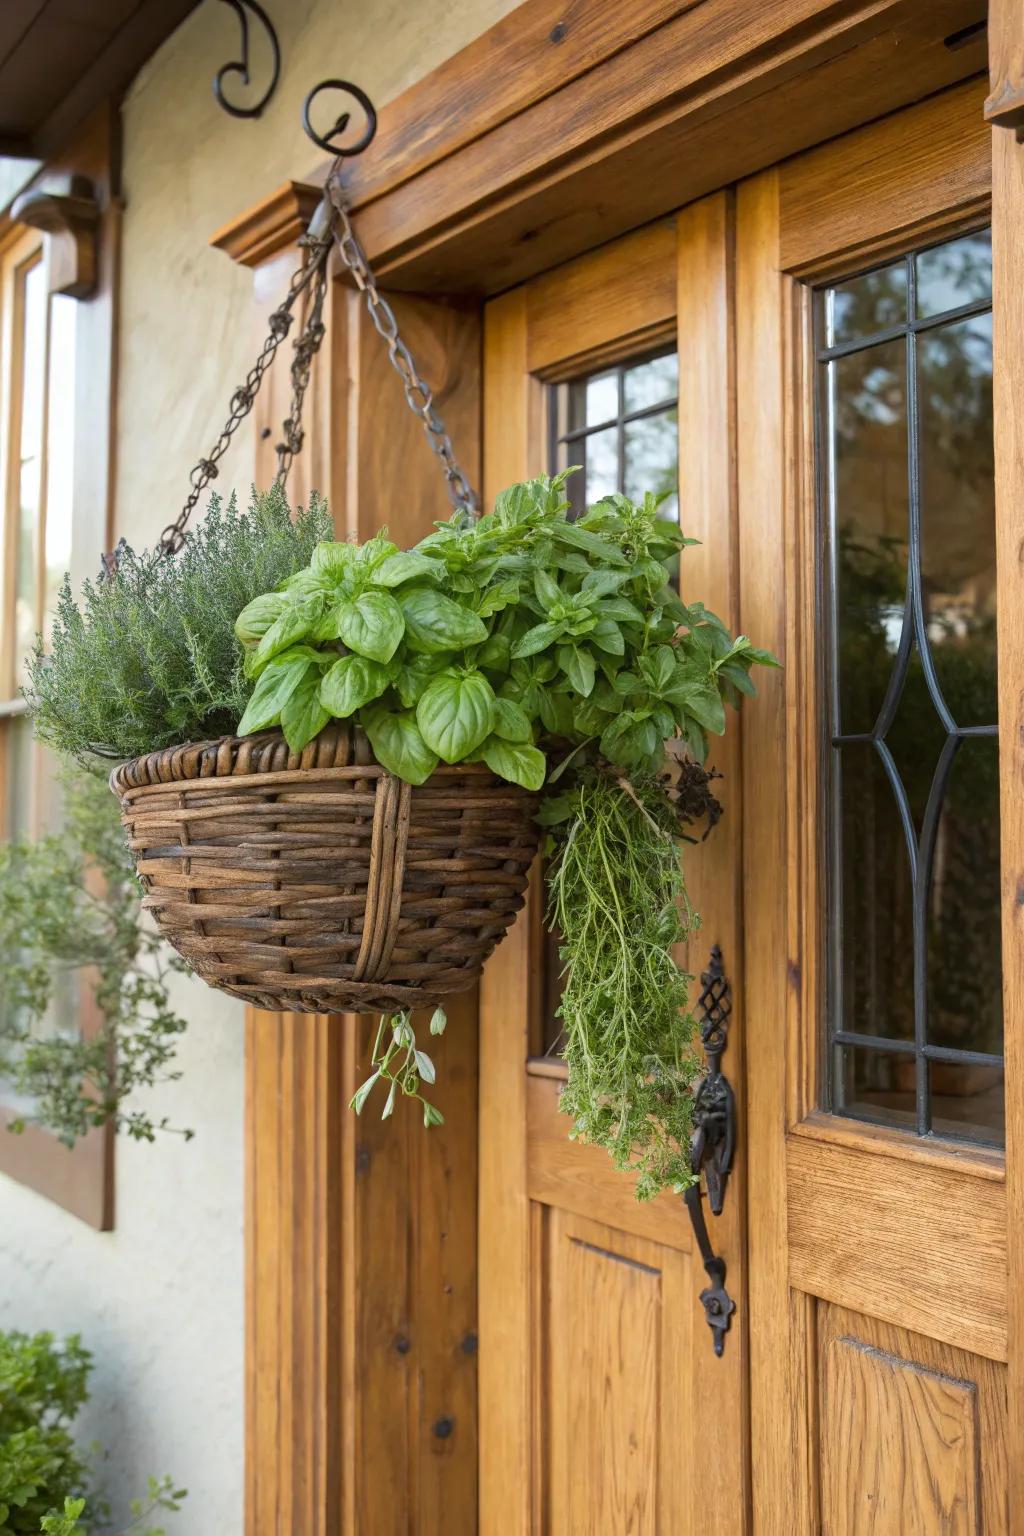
[683,944,737,1357]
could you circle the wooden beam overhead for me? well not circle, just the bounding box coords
[212,0,989,295]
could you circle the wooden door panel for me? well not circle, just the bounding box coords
[542,1209,692,1536]
[818,1302,1007,1535]
[787,1134,1006,1362]
[738,82,1011,1534]
[481,196,746,1536]
[527,1068,694,1251]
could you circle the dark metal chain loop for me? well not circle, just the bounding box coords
[324,168,478,524]
[158,152,477,562]
[157,226,333,558]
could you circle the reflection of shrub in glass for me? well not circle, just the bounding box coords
[835,526,1001,1077]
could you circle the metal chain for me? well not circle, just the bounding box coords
[156,160,477,563]
[156,224,333,558]
[324,167,478,523]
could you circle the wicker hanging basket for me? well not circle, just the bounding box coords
[110,724,539,1015]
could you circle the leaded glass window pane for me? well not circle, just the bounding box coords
[818,227,1001,1145]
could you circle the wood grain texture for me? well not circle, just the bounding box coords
[339,0,701,207]
[985,0,1024,130]
[213,2,986,289]
[352,0,987,292]
[675,191,750,1534]
[736,166,815,1535]
[246,280,483,1535]
[526,1069,693,1252]
[525,220,677,376]
[478,287,539,1536]
[818,1303,1007,1534]
[787,1136,1006,1362]
[542,1208,692,1536]
[779,77,991,277]
[991,119,1024,1535]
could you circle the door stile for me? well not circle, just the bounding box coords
[992,120,1024,1534]
[479,284,545,1536]
[735,167,818,1535]
[675,190,751,1530]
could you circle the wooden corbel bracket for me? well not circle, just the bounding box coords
[11,173,101,299]
[984,0,1024,139]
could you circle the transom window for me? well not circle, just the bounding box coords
[816,228,1000,1144]
[549,348,679,521]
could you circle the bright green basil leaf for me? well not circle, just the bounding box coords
[477,630,512,672]
[590,619,624,656]
[371,550,442,587]
[237,651,314,736]
[538,688,576,737]
[312,540,357,578]
[478,735,546,791]
[355,533,399,571]
[281,674,331,753]
[416,669,496,762]
[251,602,319,673]
[235,591,289,643]
[491,696,532,743]
[476,577,520,618]
[719,660,758,698]
[533,568,561,613]
[337,589,405,663]
[640,645,677,692]
[320,654,391,718]
[363,707,439,785]
[394,652,451,709]
[511,620,565,659]
[599,711,660,769]
[550,520,629,566]
[557,644,595,697]
[597,596,645,624]
[580,568,630,600]
[686,685,727,735]
[400,587,488,654]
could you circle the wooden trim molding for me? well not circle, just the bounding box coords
[211,181,323,269]
[212,0,987,292]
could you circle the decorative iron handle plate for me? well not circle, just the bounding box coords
[684,945,737,1356]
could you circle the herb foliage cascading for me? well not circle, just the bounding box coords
[232,472,777,1196]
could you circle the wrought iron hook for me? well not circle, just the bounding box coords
[302,79,378,157]
[214,0,281,120]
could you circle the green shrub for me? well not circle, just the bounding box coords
[25,487,332,763]
[0,1329,185,1536]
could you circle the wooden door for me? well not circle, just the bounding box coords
[479,73,1016,1536]
[479,203,748,1533]
[739,80,1012,1532]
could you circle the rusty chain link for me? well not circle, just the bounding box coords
[157,159,476,562]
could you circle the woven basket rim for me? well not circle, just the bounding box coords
[109,724,532,797]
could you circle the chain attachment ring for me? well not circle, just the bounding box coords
[153,81,476,566]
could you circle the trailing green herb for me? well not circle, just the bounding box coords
[25,486,332,763]
[540,771,705,1199]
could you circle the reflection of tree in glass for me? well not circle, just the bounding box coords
[836,527,1001,1080]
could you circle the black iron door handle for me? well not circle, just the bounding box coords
[684,945,737,1356]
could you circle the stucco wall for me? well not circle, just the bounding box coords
[0,1,516,1529]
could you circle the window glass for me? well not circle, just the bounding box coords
[551,347,679,523]
[818,228,1000,1144]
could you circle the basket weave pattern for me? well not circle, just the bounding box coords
[111,724,539,1014]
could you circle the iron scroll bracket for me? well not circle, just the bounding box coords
[684,945,737,1357]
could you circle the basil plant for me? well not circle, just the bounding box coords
[233,471,777,788]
